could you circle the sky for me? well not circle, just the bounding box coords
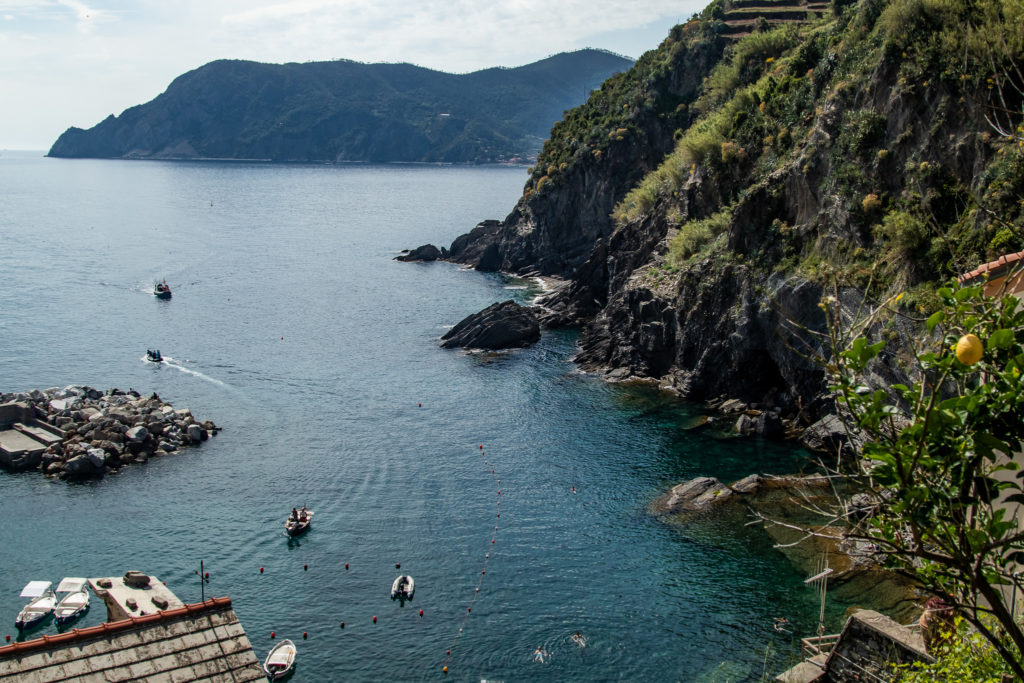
[0,0,708,150]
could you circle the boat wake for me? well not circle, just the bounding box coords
[141,356,228,387]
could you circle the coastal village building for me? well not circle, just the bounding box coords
[0,574,264,682]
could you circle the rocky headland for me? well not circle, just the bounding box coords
[0,386,218,480]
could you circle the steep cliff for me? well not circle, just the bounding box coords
[47,50,631,163]
[445,0,1024,426]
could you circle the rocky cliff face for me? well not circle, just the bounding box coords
[442,0,1024,431]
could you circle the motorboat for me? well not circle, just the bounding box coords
[146,349,163,363]
[154,279,172,299]
[390,575,414,600]
[263,639,296,680]
[15,581,56,630]
[54,577,90,625]
[284,507,313,537]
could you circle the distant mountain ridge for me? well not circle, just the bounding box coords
[47,49,632,163]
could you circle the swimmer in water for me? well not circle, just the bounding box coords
[572,631,586,647]
[534,646,545,663]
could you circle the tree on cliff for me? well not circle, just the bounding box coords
[818,282,1024,679]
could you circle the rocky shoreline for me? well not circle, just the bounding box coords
[0,386,218,480]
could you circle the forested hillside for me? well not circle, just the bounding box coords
[47,49,631,163]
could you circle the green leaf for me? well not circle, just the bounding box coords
[988,328,1015,350]
[926,310,945,332]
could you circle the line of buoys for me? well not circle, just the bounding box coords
[443,443,502,675]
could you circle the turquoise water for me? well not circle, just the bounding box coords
[0,153,844,681]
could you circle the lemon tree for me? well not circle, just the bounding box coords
[826,283,1024,680]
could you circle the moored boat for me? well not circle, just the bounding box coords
[154,279,171,299]
[263,638,296,680]
[284,507,313,536]
[15,581,56,630]
[390,575,414,600]
[54,577,90,624]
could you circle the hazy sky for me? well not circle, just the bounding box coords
[0,0,707,149]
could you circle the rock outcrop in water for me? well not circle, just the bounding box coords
[0,386,218,480]
[441,300,541,350]
[651,474,923,622]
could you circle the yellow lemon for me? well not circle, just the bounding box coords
[955,334,984,365]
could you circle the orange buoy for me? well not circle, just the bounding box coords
[443,666,448,674]
[479,445,483,449]
[204,572,209,579]
[419,609,423,616]
[4,635,9,642]
[303,632,307,640]
[373,615,377,623]
[259,567,264,574]
[418,403,421,407]
[491,539,495,544]
[345,563,349,570]
[270,631,275,639]
[467,607,471,613]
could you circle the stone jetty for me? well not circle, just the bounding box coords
[0,386,218,479]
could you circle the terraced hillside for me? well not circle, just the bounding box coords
[721,0,828,39]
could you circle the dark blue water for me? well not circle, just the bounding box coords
[0,153,844,681]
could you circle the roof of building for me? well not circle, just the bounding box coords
[958,250,1024,285]
[0,597,265,683]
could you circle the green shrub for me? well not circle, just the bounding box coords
[667,208,733,263]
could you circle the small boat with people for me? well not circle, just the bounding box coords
[154,279,172,299]
[15,581,56,630]
[390,575,414,600]
[53,577,90,625]
[263,638,297,680]
[285,507,313,536]
[145,349,163,363]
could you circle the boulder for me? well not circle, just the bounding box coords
[63,454,100,477]
[395,244,446,262]
[125,425,149,443]
[441,300,541,350]
[801,414,852,455]
[649,476,734,515]
[86,448,106,469]
[187,424,203,443]
[734,413,759,435]
[756,411,785,439]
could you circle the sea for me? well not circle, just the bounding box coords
[0,151,847,681]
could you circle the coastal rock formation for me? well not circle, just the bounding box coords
[0,386,218,480]
[413,0,1020,452]
[651,474,923,622]
[395,244,447,262]
[441,300,541,350]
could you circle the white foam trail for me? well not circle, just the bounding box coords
[142,356,228,387]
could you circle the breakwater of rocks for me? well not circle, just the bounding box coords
[0,386,218,479]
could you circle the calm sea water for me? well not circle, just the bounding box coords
[0,152,846,681]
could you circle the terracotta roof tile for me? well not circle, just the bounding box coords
[0,597,263,682]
